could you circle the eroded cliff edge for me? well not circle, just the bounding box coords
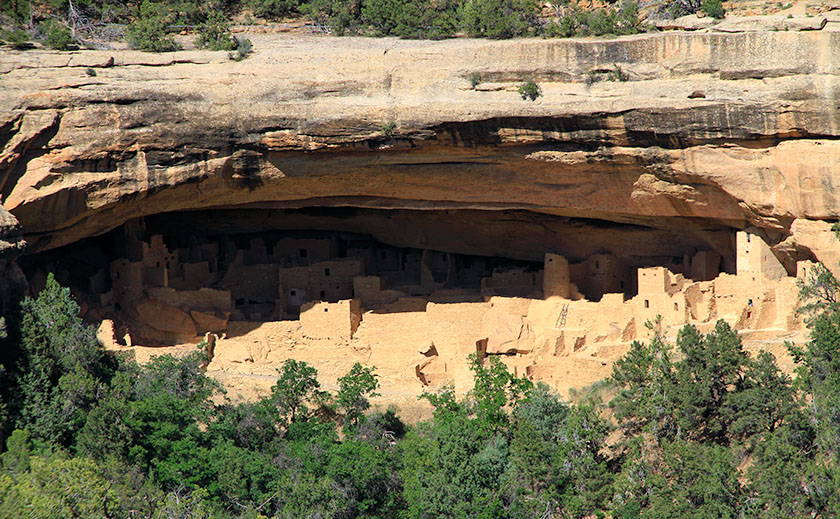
[2,31,840,406]
[1,31,840,257]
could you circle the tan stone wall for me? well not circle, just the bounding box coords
[543,253,570,299]
[147,286,232,312]
[300,299,362,340]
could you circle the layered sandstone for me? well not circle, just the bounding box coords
[1,31,840,256]
[3,29,840,407]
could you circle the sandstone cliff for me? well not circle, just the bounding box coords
[3,30,840,405]
[1,31,840,262]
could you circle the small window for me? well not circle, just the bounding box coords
[674,303,678,311]
[290,289,296,296]
[299,249,307,258]
[325,268,331,276]
[320,290,326,299]
[115,272,120,279]
[236,298,245,305]
[548,258,553,263]
[324,308,329,312]
[746,234,751,243]
[620,280,624,289]
[166,261,170,269]
[595,260,600,269]
[644,300,650,309]
[748,299,753,306]
[156,262,160,267]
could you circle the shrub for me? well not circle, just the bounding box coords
[460,0,539,39]
[381,121,396,138]
[248,0,300,20]
[126,1,178,52]
[3,28,32,49]
[517,80,542,101]
[301,0,359,35]
[468,72,481,88]
[701,0,725,19]
[666,0,701,18]
[228,36,252,60]
[608,64,628,81]
[548,1,641,38]
[43,20,73,50]
[361,0,459,38]
[195,10,236,51]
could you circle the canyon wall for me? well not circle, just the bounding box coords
[3,29,840,404]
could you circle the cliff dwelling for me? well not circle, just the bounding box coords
[4,30,840,412]
[16,203,816,409]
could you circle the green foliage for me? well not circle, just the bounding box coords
[797,261,840,321]
[468,71,482,88]
[2,28,32,49]
[126,1,179,52]
[15,273,109,446]
[361,0,459,38]
[547,1,642,38]
[2,269,840,518]
[381,121,396,138]
[229,35,253,60]
[517,79,541,101]
[248,0,301,20]
[337,362,380,428]
[300,0,358,35]
[195,9,236,50]
[43,19,73,50]
[270,358,326,425]
[643,440,743,519]
[459,0,538,38]
[701,0,725,19]
[789,309,840,461]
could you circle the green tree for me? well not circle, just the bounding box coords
[271,358,327,425]
[789,309,840,461]
[642,440,743,519]
[248,0,301,19]
[14,273,110,446]
[337,362,380,428]
[126,1,179,52]
[459,0,539,38]
[43,19,73,49]
[195,9,236,50]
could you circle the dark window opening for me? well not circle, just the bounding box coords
[320,290,326,299]
[595,260,600,269]
[324,308,329,312]
[644,300,650,308]
[674,303,678,311]
[325,268,330,276]
[290,289,296,296]
[299,249,307,258]
[236,298,245,305]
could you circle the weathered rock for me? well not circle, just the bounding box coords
[0,204,26,317]
[0,31,839,268]
[656,14,718,31]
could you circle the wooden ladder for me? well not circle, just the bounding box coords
[555,303,569,328]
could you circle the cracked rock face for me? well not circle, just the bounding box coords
[1,31,840,268]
